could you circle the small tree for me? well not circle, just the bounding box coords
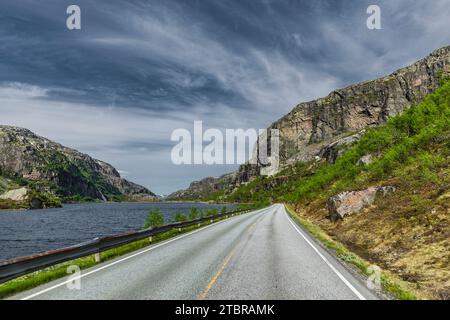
[175,211,187,222]
[206,208,218,217]
[144,209,164,229]
[189,207,198,221]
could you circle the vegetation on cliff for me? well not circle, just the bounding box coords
[0,173,62,209]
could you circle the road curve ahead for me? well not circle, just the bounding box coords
[10,204,379,300]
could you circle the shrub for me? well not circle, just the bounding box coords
[189,207,198,221]
[144,209,164,228]
[174,212,187,222]
[205,209,218,217]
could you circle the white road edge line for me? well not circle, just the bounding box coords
[20,206,272,300]
[282,205,366,300]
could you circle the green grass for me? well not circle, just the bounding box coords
[0,199,29,210]
[284,204,417,300]
[0,210,249,299]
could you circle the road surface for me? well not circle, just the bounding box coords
[10,204,379,300]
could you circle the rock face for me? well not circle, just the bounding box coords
[328,186,396,221]
[317,131,366,164]
[250,45,450,176]
[169,45,450,200]
[0,126,156,202]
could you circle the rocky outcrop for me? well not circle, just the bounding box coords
[0,125,156,202]
[0,187,28,201]
[169,45,450,200]
[377,186,396,198]
[327,186,396,221]
[317,131,366,164]
[357,154,374,166]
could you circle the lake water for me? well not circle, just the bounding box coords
[0,202,234,261]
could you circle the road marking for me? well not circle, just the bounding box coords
[283,206,367,300]
[198,250,235,300]
[197,218,260,300]
[19,207,272,300]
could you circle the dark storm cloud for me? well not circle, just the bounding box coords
[0,0,361,110]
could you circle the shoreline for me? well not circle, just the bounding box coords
[0,200,236,212]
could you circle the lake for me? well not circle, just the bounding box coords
[0,202,234,261]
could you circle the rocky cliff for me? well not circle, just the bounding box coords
[262,46,450,168]
[170,45,450,200]
[0,125,156,207]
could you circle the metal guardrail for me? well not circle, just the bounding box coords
[0,209,246,284]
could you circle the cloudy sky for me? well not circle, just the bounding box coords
[1,0,450,195]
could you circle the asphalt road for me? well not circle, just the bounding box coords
[10,204,379,300]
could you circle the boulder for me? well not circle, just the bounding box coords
[0,187,28,201]
[30,197,44,209]
[377,186,396,197]
[357,154,373,166]
[328,186,396,221]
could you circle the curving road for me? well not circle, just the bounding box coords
[10,204,379,300]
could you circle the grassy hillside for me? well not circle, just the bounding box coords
[218,78,450,299]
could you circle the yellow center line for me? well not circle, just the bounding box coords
[198,250,235,300]
[197,219,260,300]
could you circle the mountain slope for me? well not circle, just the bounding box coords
[0,126,156,208]
[214,77,450,299]
[167,172,237,201]
[169,45,450,200]
[166,46,450,299]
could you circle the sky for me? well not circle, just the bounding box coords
[1,0,450,195]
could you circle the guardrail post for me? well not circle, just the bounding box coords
[94,252,101,263]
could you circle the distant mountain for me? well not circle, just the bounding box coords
[169,45,450,201]
[0,126,156,209]
[167,172,237,201]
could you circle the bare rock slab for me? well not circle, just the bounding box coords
[328,186,396,221]
[0,187,28,201]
